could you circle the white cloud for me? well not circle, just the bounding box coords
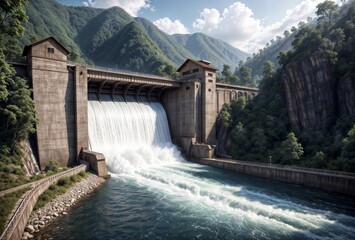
[153,17,189,35]
[193,0,343,53]
[82,0,152,17]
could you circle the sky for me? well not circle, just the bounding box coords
[56,0,342,53]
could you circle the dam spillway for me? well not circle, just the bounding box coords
[88,94,183,174]
[47,94,355,240]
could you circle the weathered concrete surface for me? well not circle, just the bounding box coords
[81,150,109,178]
[0,164,88,240]
[19,37,259,168]
[192,158,355,196]
[162,59,218,157]
[25,37,75,170]
[216,83,258,113]
[74,66,88,161]
[190,143,214,159]
[162,81,200,145]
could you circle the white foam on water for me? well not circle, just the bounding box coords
[88,94,355,239]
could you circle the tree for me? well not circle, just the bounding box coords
[228,75,240,85]
[298,21,306,29]
[263,61,275,79]
[279,132,304,164]
[283,30,291,38]
[239,66,252,86]
[238,61,244,68]
[155,63,179,79]
[330,28,345,51]
[0,0,28,37]
[222,64,232,78]
[311,151,327,169]
[218,103,232,128]
[316,0,339,27]
[68,50,79,62]
[291,26,297,33]
[341,125,355,166]
[249,128,267,159]
[0,0,37,164]
[230,96,246,117]
[278,51,290,66]
[276,35,282,42]
[231,122,249,158]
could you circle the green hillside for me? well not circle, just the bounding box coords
[94,22,170,73]
[10,0,250,74]
[243,35,295,80]
[172,33,250,70]
[135,17,194,66]
[75,6,134,56]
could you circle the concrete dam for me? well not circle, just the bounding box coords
[13,36,355,197]
[14,36,258,170]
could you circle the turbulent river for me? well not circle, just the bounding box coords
[34,95,355,240]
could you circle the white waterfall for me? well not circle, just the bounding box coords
[88,94,184,174]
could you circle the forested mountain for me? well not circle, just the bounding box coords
[243,34,295,81]
[134,17,194,66]
[239,19,320,84]
[217,0,355,172]
[75,6,134,57]
[172,33,250,70]
[94,22,170,72]
[10,0,249,74]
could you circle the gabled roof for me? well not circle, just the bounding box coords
[177,59,218,72]
[22,36,70,57]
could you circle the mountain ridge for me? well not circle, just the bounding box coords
[16,0,250,74]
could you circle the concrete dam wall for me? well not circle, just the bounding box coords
[12,36,355,196]
[16,36,257,170]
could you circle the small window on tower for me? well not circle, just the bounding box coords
[208,73,213,77]
[208,89,212,92]
[208,79,213,83]
[48,47,54,53]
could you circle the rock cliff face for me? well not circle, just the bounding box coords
[20,140,40,175]
[282,55,355,131]
[337,73,355,116]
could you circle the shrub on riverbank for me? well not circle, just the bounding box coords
[34,171,88,210]
[0,188,29,234]
[0,160,68,191]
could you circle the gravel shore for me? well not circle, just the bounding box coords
[22,173,105,240]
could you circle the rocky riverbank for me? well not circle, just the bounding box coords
[22,173,105,240]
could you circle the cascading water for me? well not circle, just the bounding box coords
[88,94,184,174]
[36,94,355,240]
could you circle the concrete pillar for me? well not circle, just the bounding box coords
[25,38,76,169]
[202,71,217,144]
[75,66,88,161]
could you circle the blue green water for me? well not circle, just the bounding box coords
[34,162,355,240]
[35,95,355,239]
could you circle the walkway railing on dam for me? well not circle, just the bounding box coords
[0,164,88,240]
[67,61,175,81]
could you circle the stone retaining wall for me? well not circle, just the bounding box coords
[194,158,355,196]
[0,164,88,240]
